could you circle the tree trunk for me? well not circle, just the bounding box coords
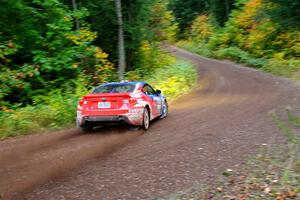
[115,0,126,80]
[224,0,230,20]
[71,0,80,30]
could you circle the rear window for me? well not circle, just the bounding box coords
[93,83,136,93]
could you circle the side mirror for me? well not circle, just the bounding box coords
[156,89,161,94]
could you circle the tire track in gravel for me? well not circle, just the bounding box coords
[0,128,142,199]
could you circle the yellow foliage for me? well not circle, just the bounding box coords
[141,41,151,52]
[222,0,296,57]
[93,47,115,83]
[125,70,141,81]
[72,62,79,68]
[245,19,277,55]
[274,31,300,57]
[95,62,115,83]
[95,47,108,60]
[191,15,213,42]
[150,2,178,42]
[273,52,285,59]
[65,28,97,45]
[0,105,13,113]
[63,16,71,22]
[235,0,263,29]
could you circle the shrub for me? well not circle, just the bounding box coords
[190,15,214,43]
[146,60,197,100]
[214,46,267,68]
[0,47,197,138]
[132,41,177,79]
[262,59,300,78]
[0,79,89,138]
[177,40,214,57]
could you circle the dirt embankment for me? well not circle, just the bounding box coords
[1,46,300,199]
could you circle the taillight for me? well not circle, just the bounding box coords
[123,98,137,106]
[78,100,88,107]
[129,99,137,105]
[78,100,84,107]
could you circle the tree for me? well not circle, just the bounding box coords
[0,0,116,106]
[115,0,126,80]
[71,0,80,30]
[148,0,178,42]
[83,0,156,71]
[209,0,235,26]
[168,0,236,38]
[168,0,208,36]
[267,0,300,28]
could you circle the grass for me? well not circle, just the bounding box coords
[0,91,83,138]
[177,40,300,80]
[262,59,300,81]
[160,110,300,200]
[176,40,214,58]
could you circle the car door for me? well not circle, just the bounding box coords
[142,84,162,118]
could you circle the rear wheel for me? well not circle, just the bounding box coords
[160,100,168,119]
[128,125,140,131]
[80,124,94,132]
[142,108,150,130]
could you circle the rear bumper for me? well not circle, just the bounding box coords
[83,115,130,124]
[76,109,144,127]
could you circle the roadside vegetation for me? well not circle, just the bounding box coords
[171,0,300,81]
[0,0,198,138]
[161,110,300,200]
[0,44,196,138]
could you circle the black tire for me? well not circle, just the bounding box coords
[142,108,150,130]
[128,125,140,131]
[80,124,94,132]
[160,100,168,119]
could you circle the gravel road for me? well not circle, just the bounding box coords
[1,47,300,200]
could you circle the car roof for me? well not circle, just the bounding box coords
[101,81,146,86]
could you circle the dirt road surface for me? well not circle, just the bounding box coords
[1,47,300,199]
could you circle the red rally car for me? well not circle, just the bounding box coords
[76,81,168,131]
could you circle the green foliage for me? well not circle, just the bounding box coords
[205,0,300,59]
[168,0,235,38]
[0,0,196,138]
[209,0,236,26]
[262,59,300,78]
[190,15,214,43]
[148,0,178,42]
[0,39,197,138]
[175,0,300,79]
[215,46,267,68]
[267,0,300,28]
[0,0,116,109]
[83,0,178,70]
[146,60,197,100]
[168,0,208,35]
[126,43,197,101]
[134,42,176,78]
[0,80,89,138]
[177,40,213,57]
[272,112,298,143]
